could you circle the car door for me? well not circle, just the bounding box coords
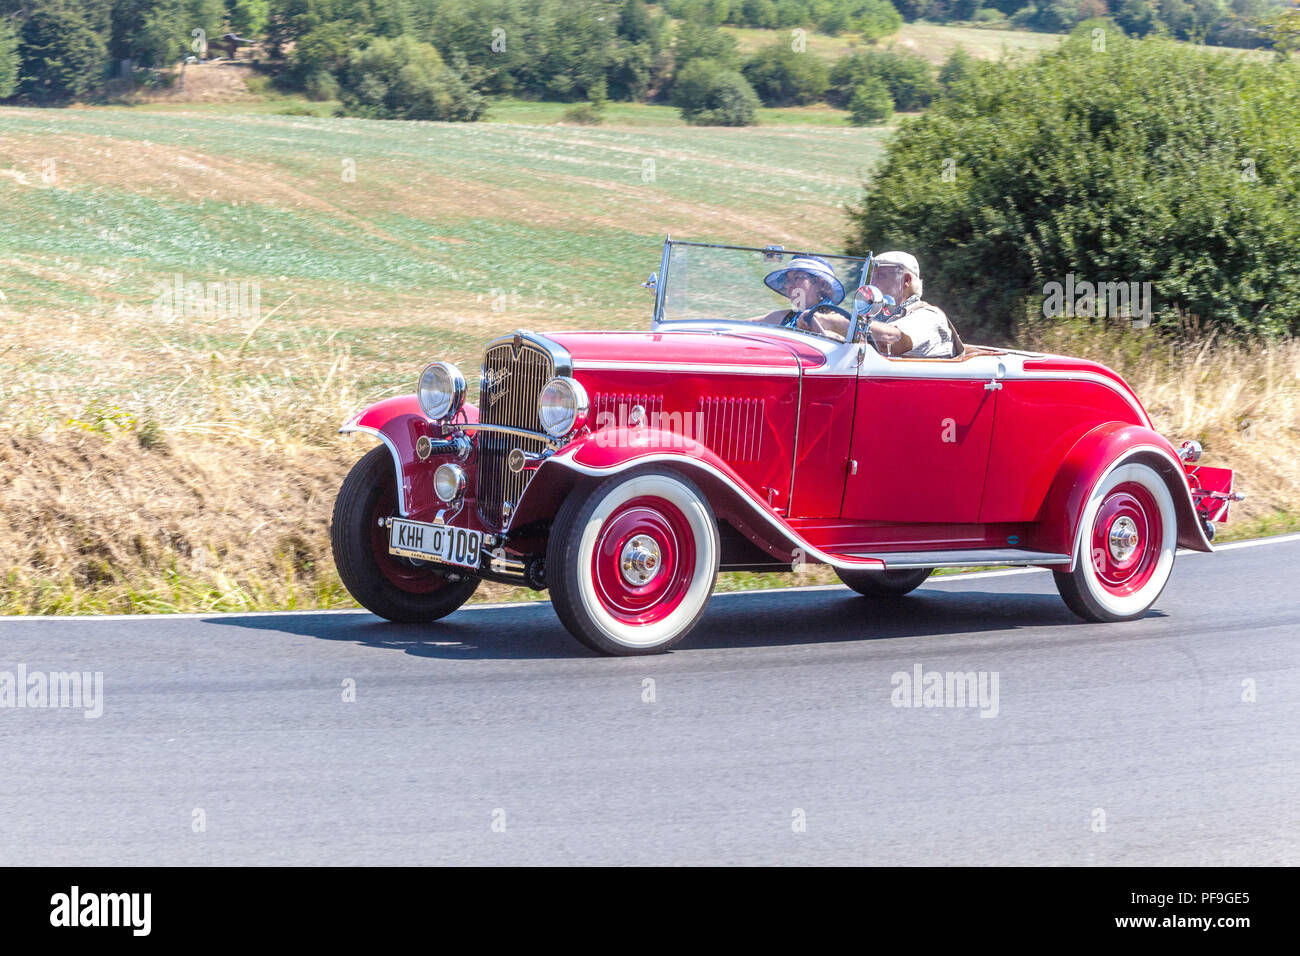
[840,351,1002,524]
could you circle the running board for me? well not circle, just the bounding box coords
[845,548,1072,570]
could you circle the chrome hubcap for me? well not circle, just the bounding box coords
[619,534,662,586]
[1108,516,1140,562]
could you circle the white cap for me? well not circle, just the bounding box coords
[875,250,920,279]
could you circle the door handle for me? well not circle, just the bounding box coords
[984,361,1006,391]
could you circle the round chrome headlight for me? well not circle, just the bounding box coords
[434,462,467,503]
[537,377,589,439]
[418,362,465,422]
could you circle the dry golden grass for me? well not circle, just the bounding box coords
[1020,319,1300,536]
[2,320,1292,616]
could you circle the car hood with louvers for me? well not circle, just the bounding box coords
[544,329,820,374]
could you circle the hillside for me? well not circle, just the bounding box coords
[0,107,886,612]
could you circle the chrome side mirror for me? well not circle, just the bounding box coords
[641,272,657,293]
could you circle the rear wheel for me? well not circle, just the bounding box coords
[1053,461,1177,623]
[546,468,719,656]
[331,445,479,623]
[836,566,933,597]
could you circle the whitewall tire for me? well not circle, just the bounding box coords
[1054,461,1178,622]
[546,468,719,655]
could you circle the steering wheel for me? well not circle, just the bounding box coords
[783,304,853,335]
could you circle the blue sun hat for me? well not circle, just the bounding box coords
[764,255,846,306]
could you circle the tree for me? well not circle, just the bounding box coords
[341,35,484,120]
[848,75,892,124]
[1113,0,1160,35]
[856,0,904,42]
[845,29,1300,338]
[0,20,18,98]
[741,40,829,105]
[617,0,655,42]
[186,0,227,52]
[1268,6,1300,55]
[287,21,351,87]
[937,45,975,93]
[672,57,759,124]
[230,0,270,37]
[674,14,740,70]
[19,3,108,100]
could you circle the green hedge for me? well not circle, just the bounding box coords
[847,25,1300,339]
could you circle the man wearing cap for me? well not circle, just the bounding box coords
[756,254,850,341]
[865,251,955,358]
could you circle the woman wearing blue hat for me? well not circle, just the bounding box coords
[756,255,851,340]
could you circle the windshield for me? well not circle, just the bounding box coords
[657,241,871,342]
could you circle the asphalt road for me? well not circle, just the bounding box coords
[2,535,1297,866]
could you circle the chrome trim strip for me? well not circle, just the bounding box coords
[482,329,573,378]
[655,236,671,325]
[471,422,563,446]
[787,352,804,510]
[846,549,1072,569]
[573,360,801,377]
[339,423,409,517]
[542,451,886,572]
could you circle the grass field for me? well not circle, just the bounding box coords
[722,20,1067,66]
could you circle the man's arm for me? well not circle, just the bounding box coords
[868,319,914,355]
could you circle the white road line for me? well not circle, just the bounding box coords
[1,531,1295,623]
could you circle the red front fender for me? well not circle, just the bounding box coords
[1024,422,1213,567]
[339,396,478,518]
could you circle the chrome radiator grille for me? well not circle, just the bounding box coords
[476,341,553,530]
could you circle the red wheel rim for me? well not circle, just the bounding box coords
[590,496,696,626]
[1089,481,1162,596]
[367,482,449,594]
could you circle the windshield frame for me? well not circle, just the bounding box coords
[651,238,874,345]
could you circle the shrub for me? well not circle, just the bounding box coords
[848,76,893,124]
[562,102,604,124]
[741,41,829,105]
[845,28,1300,338]
[829,49,937,111]
[304,70,340,101]
[672,58,760,125]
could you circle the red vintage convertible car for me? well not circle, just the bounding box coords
[331,240,1239,655]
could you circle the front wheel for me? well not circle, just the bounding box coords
[331,445,479,623]
[1053,461,1177,623]
[836,566,933,597]
[546,468,720,656]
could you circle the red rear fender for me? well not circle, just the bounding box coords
[1025,422,1212,565]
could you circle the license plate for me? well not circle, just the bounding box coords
[388,519,484,570]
